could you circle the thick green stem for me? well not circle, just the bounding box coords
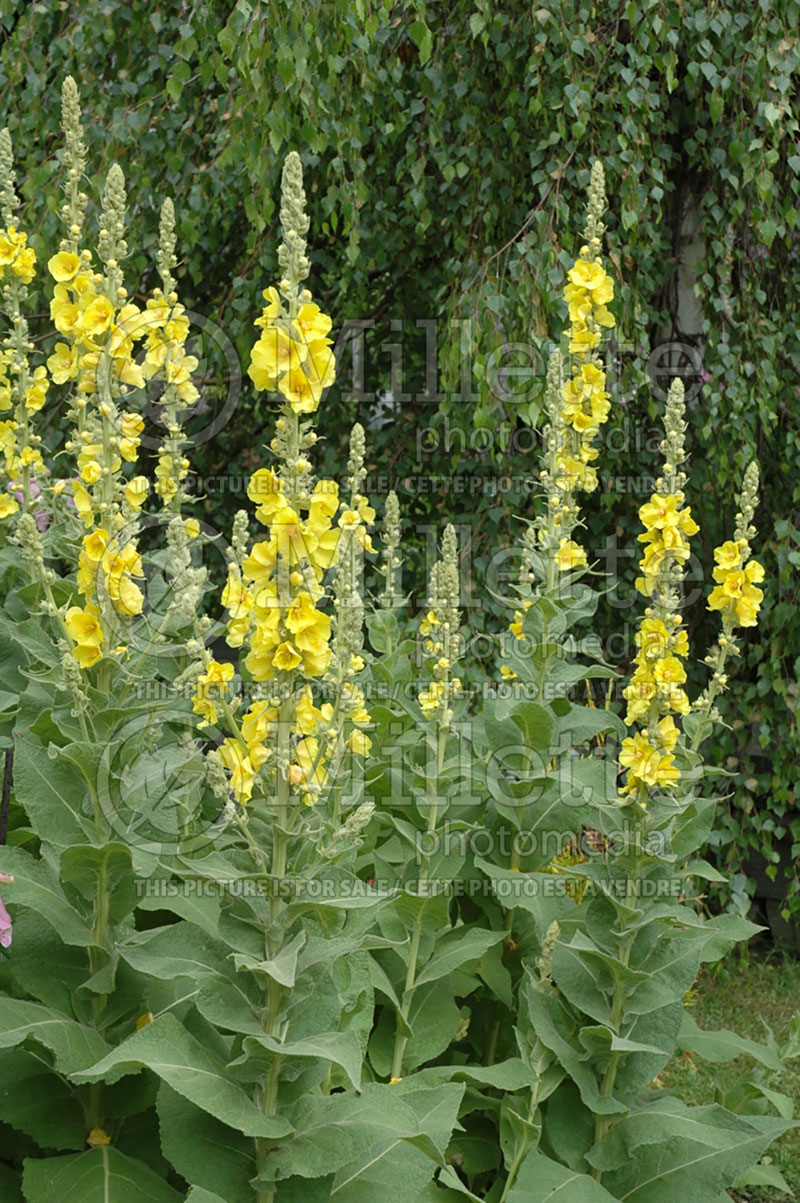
[390,723,446,1080]
[591,867,637,1180]
[255,699,292,1203]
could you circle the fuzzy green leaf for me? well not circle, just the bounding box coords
[71,1012,293,1140]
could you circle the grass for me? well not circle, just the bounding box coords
[662,949,800,1201]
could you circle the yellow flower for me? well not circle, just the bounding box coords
[0,493,19,520]
[639,493,698,537]
[554,538,588,571]
[48,251,82,282]
[348,729,372,757]
[217,738,268,803]
[65,606,103,647]
[619,733,679,790]
[653,655,687,688]
[274,641,302,672]
[248,327,307,391]
[708,559,764,627]
[241,700,277,744]
[295,686,323,735]
[247,467,286,525]
[292,302,333,342]
[657,715,679,752]
[278,363,323,414]
[567,259,607,291]
[120,412,144,439]
[124,476,149,509]
[292,736,327,798]
[254,286,282,327]
[192,659,235,727]
[79,295,115,340]
[83,529,110,563]
[47,342,79,385]
[184,518,200,539]
[72,644,102,669]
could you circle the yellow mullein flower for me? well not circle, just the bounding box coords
[48,250,81,282]
[192,660,234,728]
[47,341,79,384]
[292,302,333,342]
[248,327,307,391]
[554,538,588,570]
[124,476,149,509]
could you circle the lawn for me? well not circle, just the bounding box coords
[664,952,800,1200]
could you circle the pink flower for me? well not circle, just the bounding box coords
[0,872,13,949]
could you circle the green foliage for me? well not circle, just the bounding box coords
[2,0,797,916]
[0,16,798,1200]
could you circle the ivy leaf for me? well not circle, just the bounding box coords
[408,19,433,65]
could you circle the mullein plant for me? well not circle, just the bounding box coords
[190,150,375,811]
[451,170,793,1198]
[0,79,222,1202]
[121,150,465,1200]
[0,78,793,1202]
[0,127,45,522]
[471,383,789,1201]
[0,89,451,1203]
[502,162,615,681]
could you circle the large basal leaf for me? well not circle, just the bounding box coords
[329,1082,464,1202]
[507,1149,619,1201]
[12,736,93,847]
[119,921,231,980]
[552,703,627,749]
[676,1012,783,1071]
[0,846,92,948]
[255,1085,444,1186]
[589,1096,794,1201]
[0,1163,22,1202]
[2,910,89,1014]
[156,1083,254,1201]
[59,844,136,926]
[0,1049,85,1151]
[234,1029,364,1092]
[414,926,502,988]
[522,978,625,1118]
[474,858,572,934]
[232,930,307,988]
[0,998,109,1075]
[21,1147,182,1202]
[71,1012,292,1140]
